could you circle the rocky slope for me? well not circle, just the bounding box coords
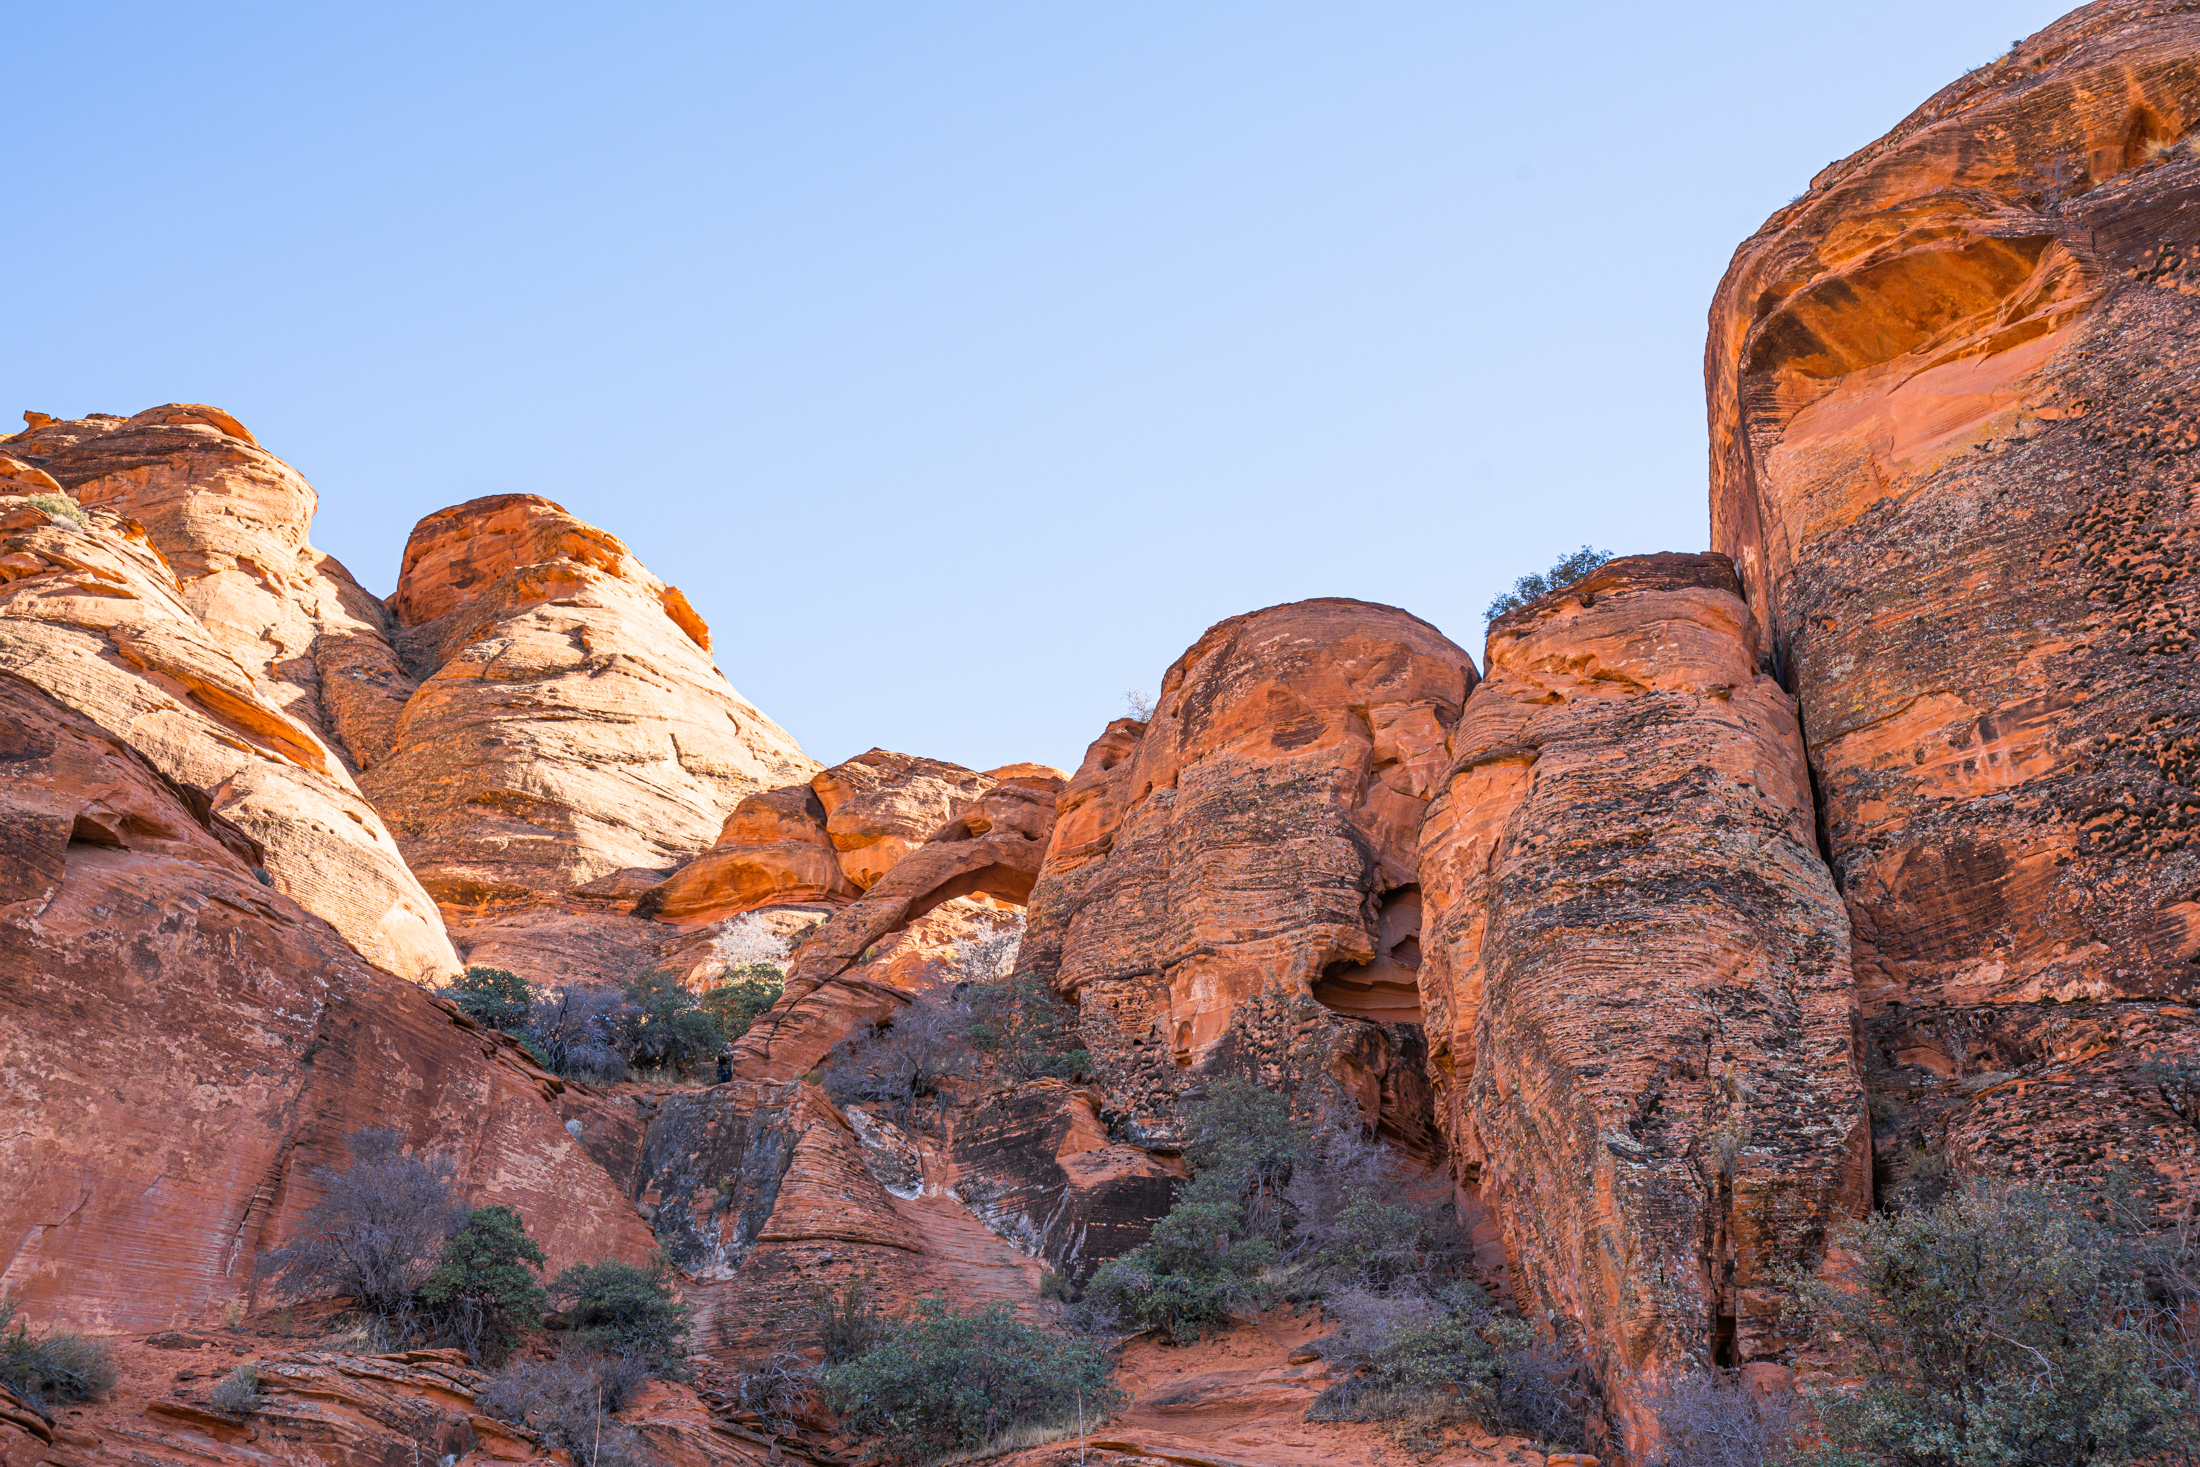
[1416,553,1867,1451]
[1019,598,1474,1151]
[1707,0,2200,1207]
[0,671,649,1334]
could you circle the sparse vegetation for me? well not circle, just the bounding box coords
[448,966,533,1031]
[622,969,725,1077]
[418,1205,548,1365]
[549,1256,692,1372]
[1124,688,1156,721]
[712,912,796,972]
[206,1363,261,1415]
[731,1349,815,1435]
[0,1296,117,1417]
[24,493,87,528]
[1648,1369,1798,1467]
[823,994,975,1127]
[800,1269,886,1365]
[477,1353,653,1467]
[1792,1176,2198,1467]
[959,920,1090,1082]
[258,1128,465,1325]
[524,985,637,1083]
[822,1293,1118,1464]
[1484,544,1613,621]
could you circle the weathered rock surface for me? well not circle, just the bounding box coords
[361,494,816,975]
[7,406,416,773]
[1706,0,2200,1208]
[640,783,859,924]
[1019,599,1475,1148]
[0,673,651,1333]
[811,748,997,891]
[0,490,458,980]
[1416,553,1867,1449]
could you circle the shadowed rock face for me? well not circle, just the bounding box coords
[1708,0,2200,1209]
[1417,554,1867,1453]
[0,674,650,1333]
[0,489,459,981]
[1019,598,1476,1148]
[361,494,817,978]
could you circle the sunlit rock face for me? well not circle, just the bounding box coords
[1018,598,1476,1150]
[1707,0,2200,1217]
[1416,552,1867,1453]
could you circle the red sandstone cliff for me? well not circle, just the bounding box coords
[1417,554,1867,1452]
[1707,0,2200,1208]
[1018,598,1475,1150]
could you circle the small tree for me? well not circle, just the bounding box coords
[419,1206,548,1364]
[0,1296,117,1417]
[712,913,794,972]
[823,1294,1119,1461]
[523,986,635,1082]
[700,971,783,1044]
[622,969,724,1076]
[823,995,975,1126]
[1795,1177,2194,1466]
[448,966,532,1031]
[259,1129,464,1321]
[549,1256,693,1372]
[1485,545,1613,621]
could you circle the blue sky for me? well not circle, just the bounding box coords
[9,3,2070,772]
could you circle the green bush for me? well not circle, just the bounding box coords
[24,493,88,528]
[419,1206,548,1364]
[1081,1185,1275,1343]
[549,1256,692,1372]
[0,1296,117,1417]
[206,1363,260,1415]
[623,969,724,1075]
[965,973,1088,1082]
[700,969,783,1044]
[1485,545,1612,620]
[1793,1177,2196,1467]
[823,1294,1119,1463]
[449,966,532,1031]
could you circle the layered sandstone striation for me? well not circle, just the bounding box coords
[1019,599,1475,1148]
[1416,554,1866,1447]
[1707,0,2200,1206]
[0,673,650,1334]
[0,486,457,980]
[639,783,859,923]
[361,494,816,975]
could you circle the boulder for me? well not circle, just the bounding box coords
[1416,553,1867,1452]
[0,492,458,981]
[0,674,649,1333]
[1706,0,2200,1208]
[1019,598,1476,1148]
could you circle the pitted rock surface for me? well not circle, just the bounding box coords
[1707,0,2200,1209]
[1416,553,1867,1453]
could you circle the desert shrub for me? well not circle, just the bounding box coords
[964,973,1088,1082]
[1649,1369,1797,1467]
[732,1350,815,1435]
[206,1364,261,1415]
[418,1206,548,1364]
[700,972,783,1043]
[1081,1181,1276,1343]
[24,493,87,527]
[477,1354,652,1467]
[1124,688,1156,720]
[1485,545,1613,621]
[0,1296,117,1416]
[801,1270,885,1365]
[822,1294,1119,1463]
[550,1257,692,1371]
[259,1128,464,1320]
[1794,1176,2194,1467]
[1309,1282,1584,1449]
[523,986,636,1083]
[622,969,724,1076]
[1280,1116,1471,1299]
[822,995,974,1126]
[448,966,532,1031]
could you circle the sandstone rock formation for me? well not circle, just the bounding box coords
[638,783,859,924]
[7,406,416,772]
[0,673,651,1334]
[0,486,458,980]
[1019,598,1475,1149]
[811,748,996,891]
[1415,554,1867,1449]
[1707,0,2200,1208]
[360,494,815,977]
